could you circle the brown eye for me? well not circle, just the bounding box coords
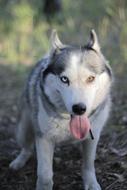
[86,76,95,83]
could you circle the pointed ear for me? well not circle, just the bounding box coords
[50,29,64,51]
[87,29,101,52]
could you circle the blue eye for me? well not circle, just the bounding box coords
[60,76,70,85]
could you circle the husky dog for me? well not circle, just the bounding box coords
[10,30,112,190]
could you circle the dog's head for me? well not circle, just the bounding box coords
[43,30,112,117]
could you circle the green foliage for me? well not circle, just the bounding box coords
[0,0,127,73]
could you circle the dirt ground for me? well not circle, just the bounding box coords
[0,64,127,190]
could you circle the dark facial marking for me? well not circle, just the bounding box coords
[43,47,81,81]
[82,45,97,54]
[43,50,67,80]
[105,64,112,78]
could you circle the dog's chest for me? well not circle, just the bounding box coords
[38,97,73,143]
[47,116,73,143]
[43,116,73,144]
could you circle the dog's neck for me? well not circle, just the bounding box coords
[89,95,110,120]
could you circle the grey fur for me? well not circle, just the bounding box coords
[9,30,113,190]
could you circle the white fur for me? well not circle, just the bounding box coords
[9,36,112,190]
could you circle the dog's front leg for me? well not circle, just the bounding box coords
[35,137,54,190]
[81,136,101,190]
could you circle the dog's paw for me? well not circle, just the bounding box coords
[9,158,24,170]
[83,170,101,190]
[84,182,101,190]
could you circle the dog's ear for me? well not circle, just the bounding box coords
[87,29,100,52]
[50,30,64,51]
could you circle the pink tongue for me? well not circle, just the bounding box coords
[70,115,90,140]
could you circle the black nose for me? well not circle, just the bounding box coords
[72,103,86,115]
